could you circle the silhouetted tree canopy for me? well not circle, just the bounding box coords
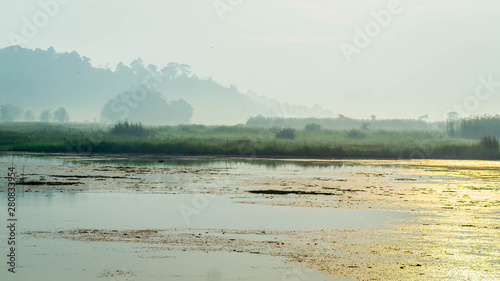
[0,46,333,124]
[54,107,70,123]
[101,87,193,125]
[0,104,23,121]
[39,110,53,122]
[275,128,296,139]
[246,116,433,131]
[460,115,500,139]
[24,110,35,121]
[304,123,321,132]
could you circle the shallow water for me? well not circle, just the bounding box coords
[0,154,410,280]
[0,192,409,232]
[6,237,341,281]
[0,153,402,171]
[0,190,389,281]
[1,154,498,280]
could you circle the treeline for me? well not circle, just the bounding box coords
[1,121,499,159]
[0,104,70,123]
[246,115,439,131]
[458,115,500,139]
[10,138,500,160]
[247,115,500,140]
[1,46,333,124]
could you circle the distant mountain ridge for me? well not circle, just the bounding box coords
[0,46,333,124]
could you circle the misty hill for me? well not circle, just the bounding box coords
[0,46,136,121]
[0,46,333,124]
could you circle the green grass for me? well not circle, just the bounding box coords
[0,122,498,160]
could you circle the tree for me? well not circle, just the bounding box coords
[446,112,459,137]
[39,110,53,122]
[101,87,193,125]
[418,114,429,121]
[0,104,23,121]
[161,63,179,78]
[347,129,365,139]
[304,123,321,132]
[480,136,499,150]
[166,99,193,124]
[53,107,70,123]
[460,114,500,139]
[275,128,296,139]
[447,112,459,120]
[24,110,35,121]
[130,58,145,74]
[178,64,192,76]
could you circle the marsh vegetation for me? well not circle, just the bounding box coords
[1,115,499,159]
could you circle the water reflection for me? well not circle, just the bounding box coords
[0,153,403,171]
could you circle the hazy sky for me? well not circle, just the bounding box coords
[2,0,500,120]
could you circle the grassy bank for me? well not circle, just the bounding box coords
[7,138,500,160]
[1,122,499,160]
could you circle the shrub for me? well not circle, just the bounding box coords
[179,124,206,132]
[304,123,321,132]
[360,123,370,130]
[347,129,365,139]
[275,128,296,140]
[108,121,150,137]
[480,136,499,150]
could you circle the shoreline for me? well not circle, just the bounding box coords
[3,146,500,161]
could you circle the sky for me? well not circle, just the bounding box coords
[1,0,500,121]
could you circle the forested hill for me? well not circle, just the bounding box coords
[0,46,333,124]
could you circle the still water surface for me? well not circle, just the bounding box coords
[0,154,412,281]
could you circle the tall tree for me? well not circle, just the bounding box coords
[24,110,35,121]
[101,88,193,125]
[54,107,70,123]
[39,110,53,122]
[0,104,23,121]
